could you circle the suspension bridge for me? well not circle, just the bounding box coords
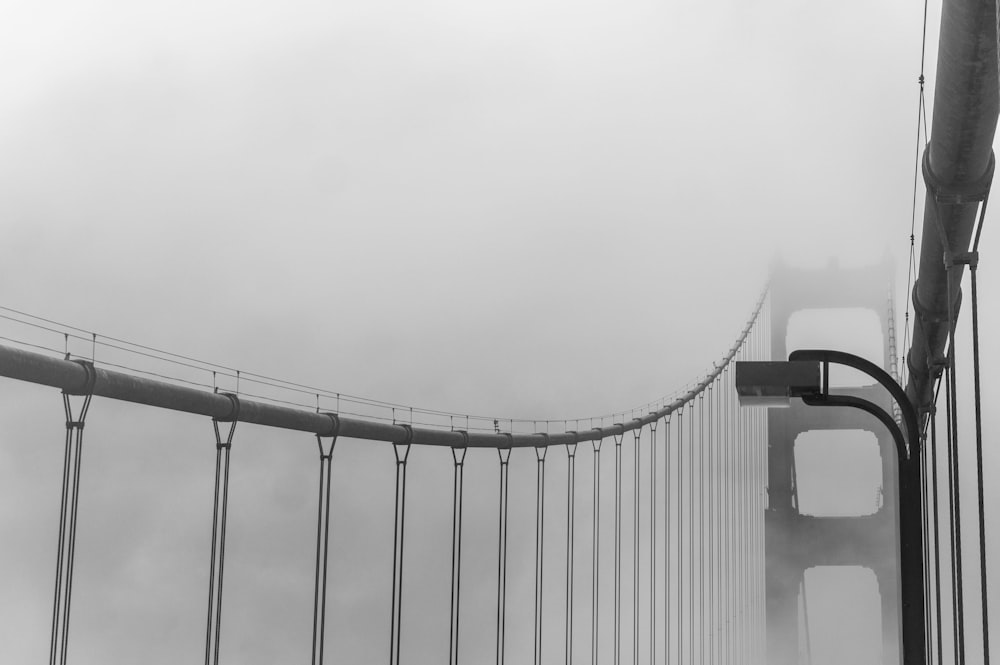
[1,0,998,663]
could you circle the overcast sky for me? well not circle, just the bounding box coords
[1,0,998,663]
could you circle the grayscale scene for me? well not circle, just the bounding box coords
[1,0,998,663]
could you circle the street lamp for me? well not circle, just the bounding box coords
[736,349,926,665]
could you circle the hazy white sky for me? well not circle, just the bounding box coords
[1,0,997,662]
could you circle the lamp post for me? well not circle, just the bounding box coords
[736,349,926,665]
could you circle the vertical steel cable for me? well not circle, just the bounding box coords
[750,332,757,663]
[930,402,944,665]
[205,406,237,665]
[449,440,468,665]
[746,333,753,665]
[649,420,657,665]
[722,367,730,665]
[968,260,991,665]
[920,416,934,665]
[754,302,760,665]
[50,374,93,665]
[688,400,695,665]
[50,405,74,665]
[389,438,412,665]
[664,416,672,665]
[496,445,511,665]
[312,425,339,665]
[737,343,746,665]
[591,437,602,665]
[566,442,578,665]
[633,428,641,665]
[614,431,623,665]
[535,443,548,665]
[698,393,705,665]
[945,364,961,665]
[708,383,715,665]
[677,411,684,665]
[945,265,967,665]
[751,360,768,662]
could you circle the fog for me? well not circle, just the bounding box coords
[1,0,998,663]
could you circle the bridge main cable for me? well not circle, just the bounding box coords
[0,292,761,448]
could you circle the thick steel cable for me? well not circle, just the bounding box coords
[448,443,468,665]
[663,417,671,665]
[50,390,91,665]
[58,413,85,665]
[311,435,337,665]
[753,364,768,662]
[722,367,730,665]
[534,444,548,665]
[750,338,756,663]
[737,337,744,665]
[649,420,657,665]
[614,432,623,665]
[708,382,715,665]
[389,442,411,665]
[945,267,967,665]
[632,428,640,665]
[920,416,934,665]
[688,400,695,665]
[496,447,511,665]
[754,326,762,662]
[750,316,770,662]
[49,411,73,665]
[676,412,684,665]
[698,393,705,665]
[969,261,991,665]
[930,401,944,665]
[566,443,578,665]
[590,438,602,665]
[205,417,236,665]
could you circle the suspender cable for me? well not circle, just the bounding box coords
[708,383,715,665]
[591,435,603,665]
[50,361,94,665]
[749,323,760,661]
[566,442,578,665]
[205,395,239,665]
[737,343,746,665]
[311,416,339,665]
[663,416,671,665]
[614,430,623,665]
[448,437,468,665]
[750,333,756,663]
[930,398,944,665]
[698,393,705,665]
[920,411,934,665]
[496,445,512,665]
[676,411,684,665]
[751,366,767,662]
[389,434,412,665]
[747,334,754,664]
[944,267,966,665]
[649,420,658,665]
[722,368,730,665]
[688,400,695,665]
[534,442,548,665]
[968,254,991,665]
[633,427,641,665]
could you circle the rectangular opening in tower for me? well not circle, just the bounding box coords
[800,565,883,665]
[793,429,883,517]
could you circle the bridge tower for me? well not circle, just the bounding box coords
[766,260,901,664]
